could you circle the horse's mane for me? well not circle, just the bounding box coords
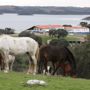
[64,47,77,74]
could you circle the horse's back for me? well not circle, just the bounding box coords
[0,35,39,55]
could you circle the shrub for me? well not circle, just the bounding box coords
[13,55,29,72]
[49,38,69,47]
[71,42,90,79]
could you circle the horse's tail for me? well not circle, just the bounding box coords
[35,45,40,62]
[0,49,5,70]
[65,47,77,76]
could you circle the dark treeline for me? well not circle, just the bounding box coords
[0,6,90,15]
[0,28,15,34]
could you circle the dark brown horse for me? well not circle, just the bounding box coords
[39,44,77,76]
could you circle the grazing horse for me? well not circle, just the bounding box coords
[39,44,76,76]
[0,35,39,75]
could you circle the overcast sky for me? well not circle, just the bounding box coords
[0,0,90,7]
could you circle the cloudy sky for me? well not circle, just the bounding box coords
[0,0,90,7]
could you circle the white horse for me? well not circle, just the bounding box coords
[0,35,39,75]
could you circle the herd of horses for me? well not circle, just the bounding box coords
[0,35,77,77]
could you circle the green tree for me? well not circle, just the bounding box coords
[5,28,15,34]
[80,22,88,27]
[56,29,68,38]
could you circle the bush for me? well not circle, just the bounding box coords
[13,55,29,72]
[86,34,90,41]
[49,38,69,47]
[71,42,90,79]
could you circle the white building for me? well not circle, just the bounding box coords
[64,26,90,34]
[27,25,64,33]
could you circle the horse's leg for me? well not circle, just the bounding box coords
[62,65,66,76]
[0,59,1,71]
[52,61,63,75]
[27,55,33,74]
[31,46,39,75]
[38,59,44,74]
[0,61,2,71]
[26,53,37,75]
[9,58,15,71]
[37,60,41,74]
[52,64,60,75]
[44,61,47,74]
[44,60,51,75]
[9,63,13,71]
[30,55,37,75]
[0,54,4,71]
[3,52,9,73]
[1,60,4,71]
[0,65,1,71]
[52,62,56,72]
[4,60,9,73]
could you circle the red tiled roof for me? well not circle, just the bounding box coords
[64,26,88,29]
[27,25,88,30]
[36,25,63,29]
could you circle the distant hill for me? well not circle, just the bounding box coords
[0,6,90,15]
[82,16,90,20]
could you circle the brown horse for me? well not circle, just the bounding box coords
[39,44,77,76]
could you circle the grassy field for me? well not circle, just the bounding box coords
[0,72,90,90]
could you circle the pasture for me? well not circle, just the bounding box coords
[0,34,89,90]
[0,72,90,90]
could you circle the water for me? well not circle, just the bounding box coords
[0,14,90,32]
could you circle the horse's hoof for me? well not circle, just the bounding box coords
[46,72,51,76]
[33,73,36,75]
[4,70,8,73]
[26,72,32,75]
[26,72,30,75]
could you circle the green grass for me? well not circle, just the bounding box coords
[40,35,56,43]
[0,72,90,90]
[40,34,85,43]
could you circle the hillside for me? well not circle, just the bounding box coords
[0,6,90,15]
[0,72,90,90]
[82,16,90,20]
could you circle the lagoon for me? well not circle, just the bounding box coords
[0,14,90,32]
